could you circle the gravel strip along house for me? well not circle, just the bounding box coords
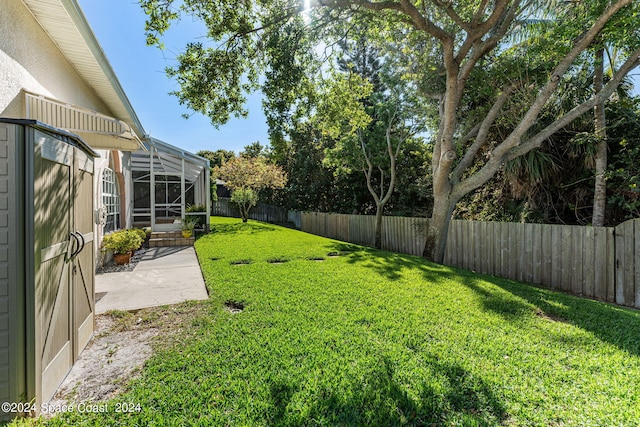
[0,0,210,419]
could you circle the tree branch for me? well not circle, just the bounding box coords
[432,0,472,32]
[318,0,452,41]
[490,0,633,161]
[471,0,490,25]
[505,46,640,161]
[456,2,520,88]
[452,44,640,200]
[451,83,517,183]
[455,0,515,66]
[360,133,381,204]
[380,126,398,206]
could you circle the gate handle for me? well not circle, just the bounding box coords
[68,232,80,261]
[73,230,86,258]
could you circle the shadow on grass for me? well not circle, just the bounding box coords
[327,242,450,283]
[210,221,279,235]
[267,356,506,426]
[458,271,640,357]
[322,239,640,358]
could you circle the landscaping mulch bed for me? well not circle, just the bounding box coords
[96,248,149,274]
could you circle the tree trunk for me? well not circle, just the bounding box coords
[592,45,607,227]
[374,204,383,249]
[240,204,249,222]
[423,194,457,264]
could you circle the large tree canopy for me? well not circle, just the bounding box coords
[142,0,640,262]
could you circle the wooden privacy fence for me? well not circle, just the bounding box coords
[212,197,289,223]
[298,212,640,309]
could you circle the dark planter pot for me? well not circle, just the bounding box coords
[113,252,131,265]
[186,213,207,230]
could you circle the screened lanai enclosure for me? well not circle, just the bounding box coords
[131,138,210,232]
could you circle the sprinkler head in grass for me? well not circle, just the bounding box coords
[224,300,245,314]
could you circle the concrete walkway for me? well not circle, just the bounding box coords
[95,246,209,314]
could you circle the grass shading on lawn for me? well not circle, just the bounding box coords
[26,217,640,426]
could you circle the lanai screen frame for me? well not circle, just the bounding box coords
[131,138,210,232]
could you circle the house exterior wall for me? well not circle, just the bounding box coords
[1,1,136,265]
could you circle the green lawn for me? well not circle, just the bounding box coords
[31,218,640,425]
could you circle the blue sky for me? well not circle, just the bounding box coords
[77,0,268,155]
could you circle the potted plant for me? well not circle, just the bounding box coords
[129,228,147,254]
[102,229,144,265]
[181,216,199,238]
[185,203,207,230]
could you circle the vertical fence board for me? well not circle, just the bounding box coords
[444,220,453,264]
[635,220,640,309]
[397,217,404,253]
[516,222,524,281]
[477,222,486,274]
[456,220,464,268]
[392,216,400,252]
[560,227,573,291]
[493,222,502,277]
[594,227,608,300]
[344,214,351,243]
[510,223,519,281]
[606,227,615,302]
[523,224,534,283]
[457,221,465,270]
[326,214,334,239]
[446,220,455,265]
[412,218,419,256]
[397,217,404,254]
[350,215,359,245]
[398,217,411,254]
[393,216,400,252]
[510,222,520,281]
[457,220,464,265]
[337,214,345,240]
[624,221,636,306]
[572,228,583,295]
[531,224,542,285]
[416,218,427,257]
[451,220,459,268]
[381,216,388,250]
[471,221,483,272]
[615,222,626,305]
[390,216,397,251]
[583,227,595,297]
[541,225,552,287]
[500,223,510,279]
[384,216,392,251]
[551,226,563,289]
[465,221,473,271]
[484,222,494,276]
[465,220,472,270]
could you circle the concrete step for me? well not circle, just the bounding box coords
[151,231,182,239]
[149,231,194,247]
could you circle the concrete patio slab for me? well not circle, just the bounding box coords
[95,246,209,314]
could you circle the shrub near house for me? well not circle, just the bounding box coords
[101,229,144,264]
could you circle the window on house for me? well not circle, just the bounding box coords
[102,168,120,232]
